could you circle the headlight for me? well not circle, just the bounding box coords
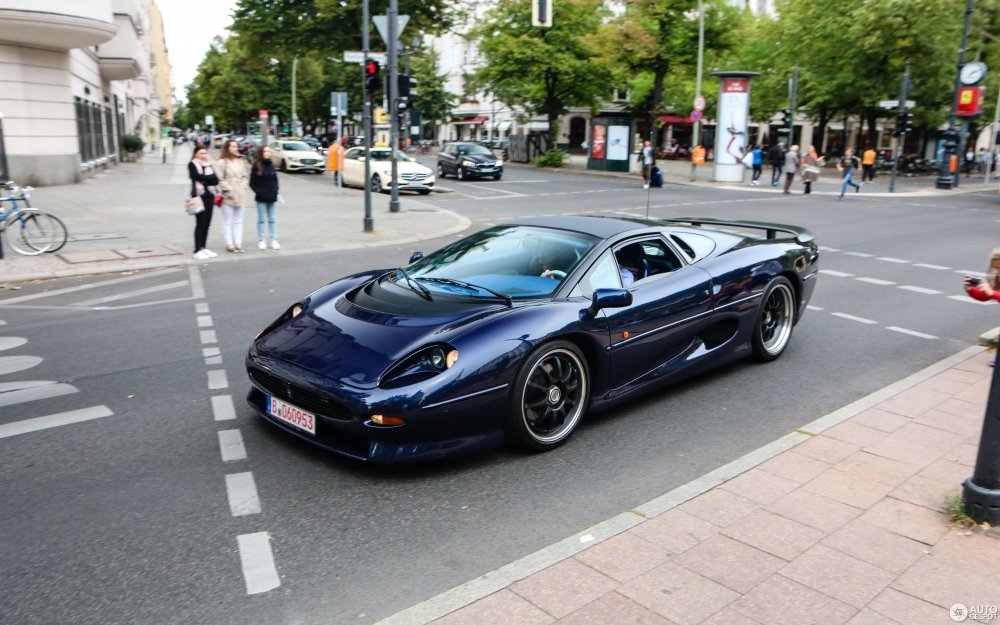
[380,345,459,388]
[255,301,308,340]
[495,159,503,166]
[462,160,473,167]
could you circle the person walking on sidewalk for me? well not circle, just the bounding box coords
[216,139,249,253]
[639,140,655,189]
[250,145,280,250]
[800,145,823,194]
[188,145,219,260]
[782,144,799,194]
[768,141,785,186]
[750,144,764,186]
[861,145,876,182]
[837,147,862,199]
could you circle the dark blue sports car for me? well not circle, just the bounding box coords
[246,216,818,463]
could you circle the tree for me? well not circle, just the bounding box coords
[469,0,612,145]
[408,47,457,139]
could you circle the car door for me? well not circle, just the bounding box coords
[602,237,713,389]
[270,141,282,167]
[342,148,362,186]
[439,145,457,175]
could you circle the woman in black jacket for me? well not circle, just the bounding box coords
[188,145,220,259]
[250,146,280,250]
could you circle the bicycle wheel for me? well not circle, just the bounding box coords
[3,210,57,255]
[35,211,68,252]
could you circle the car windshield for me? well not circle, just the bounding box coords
[282,142,311,151]
[457,144,494,157]
[370,150,411,162]
[404,226,599,299]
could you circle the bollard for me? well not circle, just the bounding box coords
[963,354,1000,524]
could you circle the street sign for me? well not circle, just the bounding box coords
[205,115,214,126]
[691,110,702,121]
[879,100,915,109]
[693,95,705,111]
[373,15,409,45]
[532,0,552,27]
[343,51,388,64]
[329,92,348,117]
[957,86,985,117]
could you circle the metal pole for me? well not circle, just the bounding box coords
[404,45,412,152]
[986,84,999,185]
[362,0,373,232]
[789,63,799,145]
[889,62,910,193]
[957,119,969,187]
[962,349,1000,524]
[388,0,400,212]
[936,0,974,189]
[690,0,704,182]
[292,57,298,137]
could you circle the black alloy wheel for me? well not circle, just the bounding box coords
[370,174,383,193]
[456,167,465,180]
[751,276,795,362]
[507,341,589,451]
[437,163,446,177]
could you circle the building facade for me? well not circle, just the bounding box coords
[0,0,171,186]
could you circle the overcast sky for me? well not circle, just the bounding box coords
[158,0,240,102]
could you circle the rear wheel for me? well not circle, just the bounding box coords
[456,167,465,181]
[280,159,287,172]
[507,341,589,451]
[751,276,795,361]
[436,163,446,178]
[3,210,62,255]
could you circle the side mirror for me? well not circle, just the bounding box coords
[409,251,424,264]
[357,156,366,161]
[586,288,631,317]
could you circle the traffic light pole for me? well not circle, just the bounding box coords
[362,0,373,232]
[387,0,400,212]
[889,63,911,194]
[936,0,974,190]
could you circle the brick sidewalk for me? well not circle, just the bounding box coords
[381,347,999,625]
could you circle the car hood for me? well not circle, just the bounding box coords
[459,153,499,164]
[374,161,432,175]
[287,150,323,160]
[255,286,509,389]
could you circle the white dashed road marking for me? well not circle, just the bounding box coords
[225,472,261,516]
[212,395,236,421]
[200,330,217,344]
[914,263,950,271]
[237,532,281,595]
[886,326,938,340]
[898,285,942,295]
[820,270,854,278]
[856,277,896,286]
[876,257,909,264]
[843,252,874,258]
[208,369,228,390]
[831,312,878,324]
[197,315,213,328]
[218,429,248,462]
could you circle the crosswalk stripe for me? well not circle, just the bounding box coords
[0,355,43,376]
[0,382,77,408]
[0,405,113,439]
[0,337,28,352]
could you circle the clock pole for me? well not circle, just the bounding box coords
[936,0,975,190]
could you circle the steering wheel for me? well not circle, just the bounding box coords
[541,269,567,280]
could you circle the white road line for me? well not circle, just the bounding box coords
[218,429,247,462]
[887,326,938,340]
[831,312,878,324]
[208,370,229,390]
[843,252,874,258]
[0,405,114,439]
[955,269,983,276]
[188,266,206,300]
[0,268,184,305]
[197,315,213,328]
[0,355,42,376]
[196,303,210,314]
[948,295,993,305]
[819,247,841,252]
[237,532,281,594]
[819,270,854,278]
[206,355,222,365]
[72,280,190,307]
[898,285,942,295]
[0,382,77,408]
[225,472,261,516]
[212,395,237,421]
[200,330,217,344]
[876,257,909,264]
[914,263,950,271]
[0,337,28,351]
[856,277,896,286]
[806,305,824,311]
[203,347,220,357]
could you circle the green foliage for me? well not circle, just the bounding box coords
[470,0,612,130]
[531,148,568,168]
[409,48,457,128]
[120,134,145,153]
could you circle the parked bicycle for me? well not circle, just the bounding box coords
[0,182,68,256]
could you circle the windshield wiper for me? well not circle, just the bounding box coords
[419,277,512,307]
[393,267,432,301]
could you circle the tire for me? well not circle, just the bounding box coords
[3,210,59,255]
[493,174,502,181]
[280,159,287,172]
[456,167,465,181]
[751,276,796,362]
[507,340,589,451]
[417,189,432,195]
[37,212,68,252]
[436,163,446,178]
[370,174,383,193]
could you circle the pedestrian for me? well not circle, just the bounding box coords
[250,145,281,250]
[800,145,823,194]
[768,141,785,186]
[837,147,861,199]
[216,139,249,253]
[963,248,1000,304]
[188,145,219,260]
[965,147,975,175]
[638,140,655,189]
[782,144,799,194]
[751,144,764,186]
[861,145,877,182]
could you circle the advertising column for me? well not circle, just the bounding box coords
[712,71,759,182]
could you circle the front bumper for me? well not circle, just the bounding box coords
[286,159,324,172]
[465,165,503,178]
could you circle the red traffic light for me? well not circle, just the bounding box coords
[365,59,380,77]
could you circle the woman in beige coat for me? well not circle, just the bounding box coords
[800,145,823,195]
[217,139,250,252]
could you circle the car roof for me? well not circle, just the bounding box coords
[497,215,654,239]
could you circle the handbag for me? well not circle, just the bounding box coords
[185,195,204,215]
[742,151,754,168]
[804,165,821,175]
[214,194,224,207]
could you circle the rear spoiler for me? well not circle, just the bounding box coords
[663,217,815,245]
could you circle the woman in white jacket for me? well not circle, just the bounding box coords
[216,139,250,252]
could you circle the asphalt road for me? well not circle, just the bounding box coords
[1,166,997,625]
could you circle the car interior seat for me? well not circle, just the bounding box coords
[616,243,649,282]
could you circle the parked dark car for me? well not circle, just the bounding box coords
[437,141,504,180]
[245,215,818,464]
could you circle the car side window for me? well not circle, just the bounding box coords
[345,148,359,159]
[615,237,683,287]
[573,251,622,298]
[669,233,715,262]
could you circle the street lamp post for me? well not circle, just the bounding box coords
[936,0,975,189]
[388,0,401,213]
[690,0,704,181]
[362,0,373,232]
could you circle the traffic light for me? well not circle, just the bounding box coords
[894,111,914,137]
[396,74,418,112]
[364,59,381,93]
[782,108,793,127]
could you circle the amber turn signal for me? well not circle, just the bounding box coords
[371,414,405,426]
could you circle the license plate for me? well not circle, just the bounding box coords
[266,395,316,435]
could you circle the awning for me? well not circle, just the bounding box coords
[498,121,512,131]
[658,115,694,124]
[452,116,488,125]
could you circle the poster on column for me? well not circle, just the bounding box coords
[713,77,751,182]
[592,125,606,159]
[607,125,629,160]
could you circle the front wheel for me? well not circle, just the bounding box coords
[436,164,446,178]
[506,341,589,451]
[3,210,62,255]
[751,276,796,362]
[493,174,502,181]
[456,167,465,181]
[370,174,383,193]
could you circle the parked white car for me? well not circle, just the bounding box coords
[341,147,435,194]
[269,140,325,173]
